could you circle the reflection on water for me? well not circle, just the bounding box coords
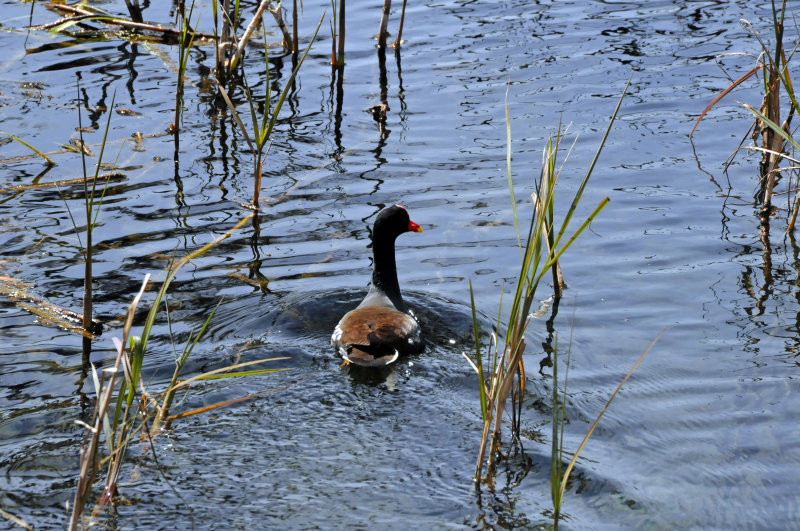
[2,0,800,528]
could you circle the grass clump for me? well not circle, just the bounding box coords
[466,83,626,482]
[464,83,666,526]
[216,14,323,209]
[464,84,640,527]
[692,0,800,228]
[68,214,289,530]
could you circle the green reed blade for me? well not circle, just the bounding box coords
[0,131,55,165]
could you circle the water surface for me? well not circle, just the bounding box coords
[2,0,799,528]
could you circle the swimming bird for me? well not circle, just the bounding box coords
[331,205,424,367]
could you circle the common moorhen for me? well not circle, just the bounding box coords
[331,205,424,367]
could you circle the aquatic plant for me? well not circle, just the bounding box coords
[378,0,391,48]
[330,0,346,66]
[292,0,300,55]
[0,131,55,166]
[691,0,800,228]
[68,214,288,529]
[374,0,407,50]
[172,0,198,166]
[75,86,119,357]
[215,0,297,82]
[392,0,408,48]
[557,332,661,521]
[547,321,661,526]
[212,0,236,82]
[216,14,323,209]
[39,3,215,43]
[464,83,664,525]
[465,83,627,483]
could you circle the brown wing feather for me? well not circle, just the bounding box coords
[334,306,422,360]
[337,307,412,344]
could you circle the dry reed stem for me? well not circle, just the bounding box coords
[337,0,345,64]
[15,302,98,339]
[164,380,292,426]
[42,4,215,40]
[68,275,150,531]
[0,173,126,195]
[789,196,800,231]
[0,275,104,340]
[378,0,391,48]
[0,509,32,531]
[266,1,293,53]
[392,0,407,48]
[292,0,299,53]
[690,64,763,138]
[217,0,232,77]
[760,61,783,219]
[228,0,272,72]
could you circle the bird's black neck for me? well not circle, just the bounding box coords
[371,235,406,312]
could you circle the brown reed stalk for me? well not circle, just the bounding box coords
[42,4,215,40]
[378,0,390,48]
[337,0,345,65]
[292,0,299,54]
[392,0,406,48]
[216,0,232,80]
[692,1,800,229]
[69,276,149,531]
[757,2,789,223]
[329,0,345,66]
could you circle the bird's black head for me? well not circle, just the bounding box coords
[373,204,423,239]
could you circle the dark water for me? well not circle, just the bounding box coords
[2,0,800,528]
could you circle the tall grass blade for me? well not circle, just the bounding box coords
[551,79,628,253]
[743,103,799,152]
[151,298,223,432]
[557,329,664,501]
[137,213,253,356]
[0,131,55,165]
[261,13,324,151]
[216,83,255,151]
[504,85,521,248]
[469,280,488,421]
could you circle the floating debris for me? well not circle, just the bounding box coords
[0,275,103,339]
[0,172,125,194]
[69,137,93,156]
[115,108,142,117]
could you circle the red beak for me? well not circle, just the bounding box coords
[394,205,423,232]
